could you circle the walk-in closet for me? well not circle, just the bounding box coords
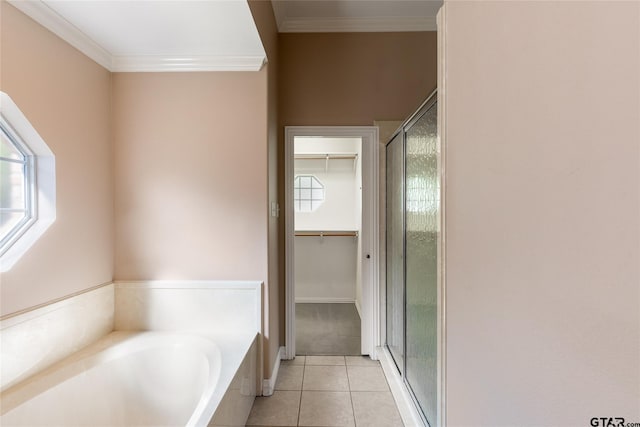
[294,136,363,355]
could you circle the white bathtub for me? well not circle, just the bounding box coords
[0,331,243,426]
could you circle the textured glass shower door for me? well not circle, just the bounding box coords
[385,93,439,427]
[405,101,439,425]
[385,131,404,373]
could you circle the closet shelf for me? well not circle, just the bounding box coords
[294,153,359,172]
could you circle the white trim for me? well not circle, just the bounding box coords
[378,346,426,427]
[269,1,288,34]
[111,55,265,72]
[285,136,296,360]
[361,126,381,359]
[7,1,267,72]
[278,16,437,33]
[261,346,284,396]
[295,297,355,304]
[7,0,112,70]
[354,299,362,320]
[285,126,380,360]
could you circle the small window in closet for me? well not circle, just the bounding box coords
[294,175,324,212]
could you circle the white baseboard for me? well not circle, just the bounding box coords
[295,297,356,304]
[378,347,425,427]
[261,346,285,396]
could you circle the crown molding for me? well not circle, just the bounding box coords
[278,16,437,33]
[111,56,266,72]
[270,1,288,33]
[8,0,266,72]
[8,0,113,70]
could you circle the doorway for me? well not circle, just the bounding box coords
[284,126,379,359]
[293,136,362,355]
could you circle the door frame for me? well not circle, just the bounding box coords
[284,126,380,359]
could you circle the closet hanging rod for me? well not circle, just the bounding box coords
[295,231,359,237]
[294,153,358,160]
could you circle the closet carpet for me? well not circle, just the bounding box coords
[295,303,361,355]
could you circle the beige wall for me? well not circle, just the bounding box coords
[0,2,113,317]
[279,32,437,127]
[249,0,281,378]
[441,1,640,424]
[277,32,437,347]
[112,72,268,283]
[112,70,274,373]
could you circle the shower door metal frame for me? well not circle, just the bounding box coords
[383,88,445,427]
[384,128,405,375]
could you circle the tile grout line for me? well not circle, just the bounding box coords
[296,356,306,427]
[345,357,358,427]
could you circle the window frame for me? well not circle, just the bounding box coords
[0,91,56,272]
[293,174,325,212]
[0,117,38,257]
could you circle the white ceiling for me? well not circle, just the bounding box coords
[8,0,267,72]
[271,0,442,33]
[8,0,441,73]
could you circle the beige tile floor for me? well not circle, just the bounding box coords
[247,355,404,427]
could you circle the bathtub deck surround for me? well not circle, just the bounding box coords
[247,355,404,427]
[0,280,264,426]
[114,280,262,337]
[0,283,114,392]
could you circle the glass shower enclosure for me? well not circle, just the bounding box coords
[385,91,440,427]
